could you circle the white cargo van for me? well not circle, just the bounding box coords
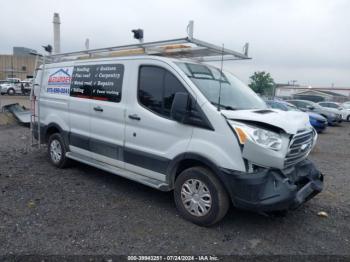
[32,37,323,226]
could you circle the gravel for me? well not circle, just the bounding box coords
[0,123,349,255]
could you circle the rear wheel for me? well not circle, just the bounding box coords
[47,133,70,168]
[174,166,229,226]
[347,115,350,122]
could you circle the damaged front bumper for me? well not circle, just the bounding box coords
[218,159,323,212]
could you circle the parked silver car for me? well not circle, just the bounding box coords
[287,100,342,125]
[318,101,350,121]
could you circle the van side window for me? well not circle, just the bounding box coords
[163,71,187,116]
[138,66,187,118]
[138,66,164,115]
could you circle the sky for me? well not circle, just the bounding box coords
[1,0,349,86]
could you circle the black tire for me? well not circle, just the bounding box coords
[174,166,230,226]
[47,133,71,168]
[7,88,15,95]
[347,115,350,122]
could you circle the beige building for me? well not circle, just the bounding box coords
[0,54,37,80]
[275,85,350,103]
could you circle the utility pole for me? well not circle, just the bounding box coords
[53,13,61,54]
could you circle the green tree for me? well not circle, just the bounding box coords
[248,71,275,96]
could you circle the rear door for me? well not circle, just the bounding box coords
[124,60,193,181]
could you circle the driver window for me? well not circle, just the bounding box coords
[138,66,187,118]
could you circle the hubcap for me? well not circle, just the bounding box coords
[181,179,212,217]
[50,139,62,163]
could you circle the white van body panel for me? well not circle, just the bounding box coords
[35,55,317,191]
[39,65,71,133]
[187,101,246,171]
[123,59,194,177]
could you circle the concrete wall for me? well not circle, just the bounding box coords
[0,55,37,80]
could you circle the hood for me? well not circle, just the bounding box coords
[323,107,341,114]
[0,84,11,89]
[307,112,326,120]
[221,109,311,135]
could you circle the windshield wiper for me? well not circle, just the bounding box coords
[211,102,236,110]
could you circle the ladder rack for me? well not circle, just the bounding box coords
[30,21,251,148]
[46,37,250,64]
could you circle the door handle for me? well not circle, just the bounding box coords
[93,106,103,112]
[128,114,141,121]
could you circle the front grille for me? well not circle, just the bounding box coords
[284,129,314,168]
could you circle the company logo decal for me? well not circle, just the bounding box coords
[48,69,72,85]
[47,67,73,95]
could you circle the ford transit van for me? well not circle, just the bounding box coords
[33,52,323,226]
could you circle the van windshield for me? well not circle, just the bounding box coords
[176,62,267,110]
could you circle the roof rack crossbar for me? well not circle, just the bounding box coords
[46,36,250,63]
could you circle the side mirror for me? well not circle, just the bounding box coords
[306,105,315,110]
[171,92,190,122]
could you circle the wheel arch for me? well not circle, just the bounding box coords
[44,123,69,149]
[167,153,226,190]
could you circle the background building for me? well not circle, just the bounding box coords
[275,84,350,102]
[13,47,38,56]
[0,47,38,80]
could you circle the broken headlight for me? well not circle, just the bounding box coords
[228,120,282,151]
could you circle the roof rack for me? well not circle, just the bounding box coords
[46,21,250,64]
[30,21,251,148]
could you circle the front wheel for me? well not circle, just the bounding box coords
[47,133,71,168]
[7,88,15,95]
[174,167,230,226]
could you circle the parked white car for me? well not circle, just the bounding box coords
[341,102,350,110]
[6,77,21,84]
[318,101,350,121]
[0,82,22,95]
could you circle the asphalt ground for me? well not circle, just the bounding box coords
[0,115,349,257]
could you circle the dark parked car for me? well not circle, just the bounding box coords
[266,100,328,132]
[286,99,341,126]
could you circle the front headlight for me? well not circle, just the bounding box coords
[228,120,282,151]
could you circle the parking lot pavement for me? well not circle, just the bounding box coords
[0,123,349,255]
